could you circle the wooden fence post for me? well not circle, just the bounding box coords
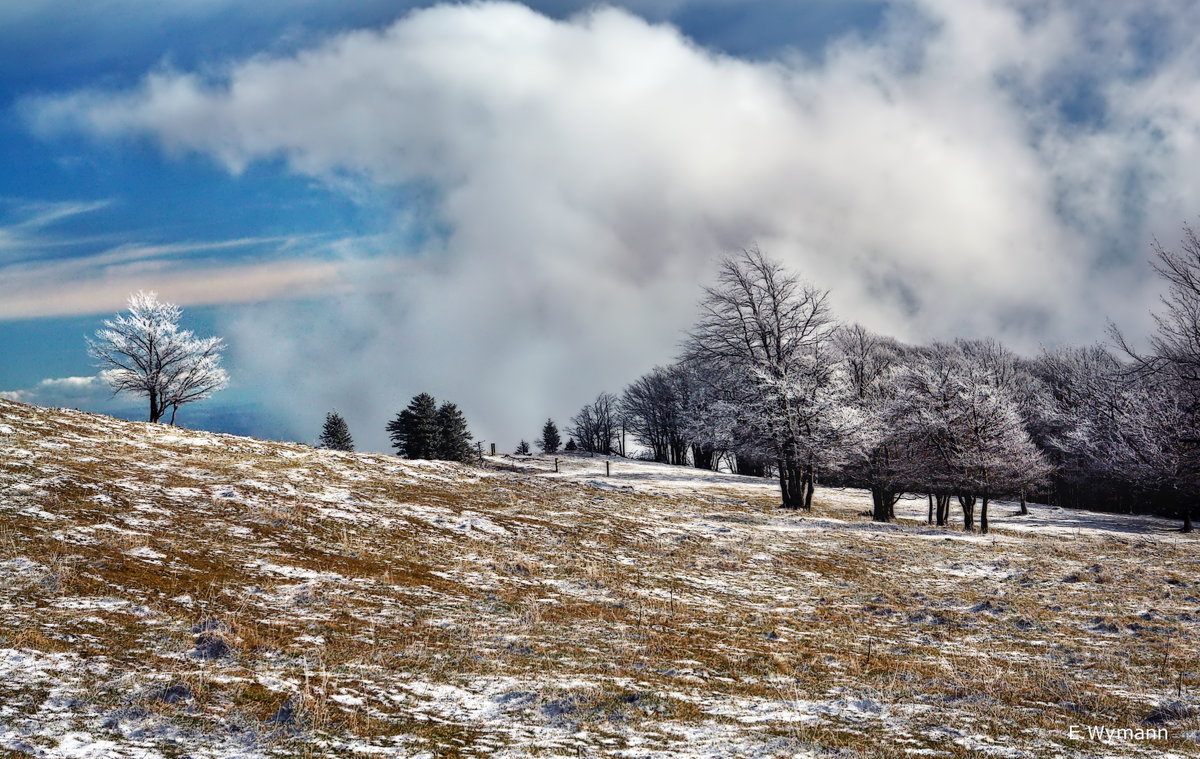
[490,442,496,456]
[605,461,610,477]
[554,458,559,473]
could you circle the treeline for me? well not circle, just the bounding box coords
[562,229,1200,534]
[317,392,476,463]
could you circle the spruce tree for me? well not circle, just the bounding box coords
[565,438,577,452]
[515,439,531,455]
[387,393,439,459]
[435,402,475,462]
[317,411,355,451]
[540,418,561,454]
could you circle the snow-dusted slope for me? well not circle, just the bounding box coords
[1,399,1198,758]
[501,452,1195,542]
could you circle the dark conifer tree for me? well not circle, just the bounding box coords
[565,438,577,452]
[388,393,439,459]
[515,439,531,455]
[317,411,355,451]
[540,418,561,453]
[435,402,475,462]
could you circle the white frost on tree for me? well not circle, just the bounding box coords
[1109,221,1200,531]
[834,324,912,523]
[88,291,229,424]
[900,341,1051,533]
[684,247,844,510]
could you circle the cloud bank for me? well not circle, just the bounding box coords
[25,0,1200,449]
[0,374,137,416]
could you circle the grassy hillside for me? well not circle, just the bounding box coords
[0,398,1197,758]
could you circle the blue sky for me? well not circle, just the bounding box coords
[2,0,1199,450]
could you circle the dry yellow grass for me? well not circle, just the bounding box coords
[0,398,1198,757]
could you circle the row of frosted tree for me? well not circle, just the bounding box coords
[568,227,1200,534]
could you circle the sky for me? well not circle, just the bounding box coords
[2,0,1200,451]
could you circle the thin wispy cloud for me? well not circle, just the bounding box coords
[0,252,352,320]
[12,199,113,229]
[0,198,349,319]
[0,199,112,255]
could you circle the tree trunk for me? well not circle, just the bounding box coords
[871,487,891,523]
[735,455,764,477]
[927,493,934,525]
[980,494,990,535]
[168,404,178,425]
[802,467,814,511]
[691,444,716,471]
[148,388,160,423]
[1184,504,1195,533]
[1019,489,1028,516]
[935,494,950,526]
[776,459,807,510]
[778,460,794,509]
[958,494,976,532]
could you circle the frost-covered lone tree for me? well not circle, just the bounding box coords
[88,291,228,424]
[317,411,355,451]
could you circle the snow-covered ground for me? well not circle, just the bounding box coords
[497,451,1193,542]
[1,399,1198,758]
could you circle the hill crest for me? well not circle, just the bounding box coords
[1,399,1198,758]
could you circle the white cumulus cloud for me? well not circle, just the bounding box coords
[24,0,1200,448]
[0,374,112,408]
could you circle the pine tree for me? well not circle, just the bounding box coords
[436,402,475,462]
[387,393,439,459]
[516,439,531,455]
[565,438,577,452]
[540,418,561,453]
[317,411,355,451]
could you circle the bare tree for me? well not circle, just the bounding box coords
[676,361,721,470]
[1044,345,1197,531]
[835,324,910,522]
[684,247,841,509]
[676,358,767,474]
[88,291,228,424]
[1110,221,1200,531]
[621,366,690,465]
[570,392,620,455]
[900,342,1051,533]
[1029,346,1128,512]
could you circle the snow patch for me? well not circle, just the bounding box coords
[125,545,167,562]
[248,560,343,581]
